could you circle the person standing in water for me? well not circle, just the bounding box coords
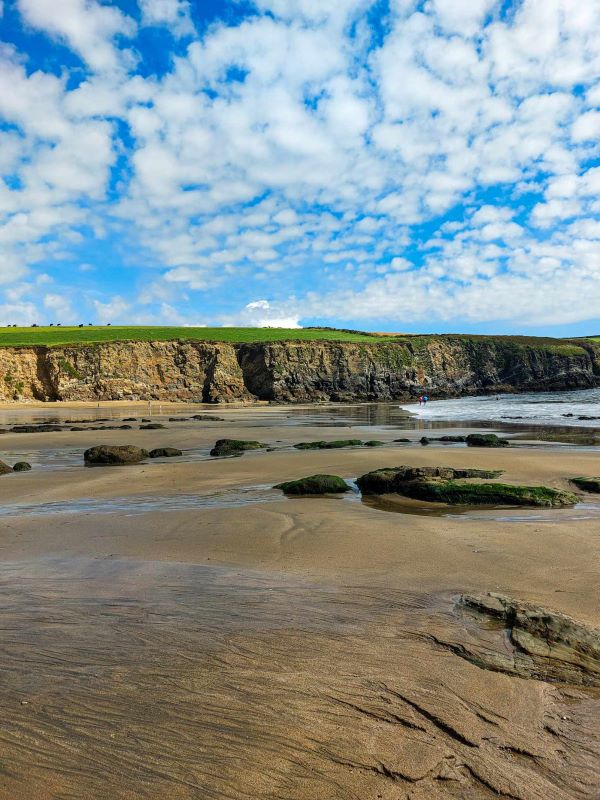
[423,395,429,405]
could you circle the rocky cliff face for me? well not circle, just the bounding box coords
[0,336,598,403]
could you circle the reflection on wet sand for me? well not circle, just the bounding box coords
[0,557,598,800]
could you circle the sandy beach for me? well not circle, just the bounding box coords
[0,402,598,799]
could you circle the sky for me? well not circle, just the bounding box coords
[0,0,599,335]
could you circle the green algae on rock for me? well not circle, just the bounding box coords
[210,439,267,457]
[275,474,349,495]
[356,465,576,507]
[356,466,503,495]
[12,461,32,471]
[399,480,578,507]
[570,476,600,493]
[293,439,363,450]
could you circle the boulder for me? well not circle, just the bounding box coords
[149,447,183,458]
[0,460,13,475]
[466,433,509,448]
[459,593,600,686]
[364,440,385,447]
[571,477,600,493]
[139,423,166,430]
[13,461,31,471]
[275,474,349,495]
[357,466,503,495]
[210,439,266,457]
[293,439,363,450]
[84,445,149,465]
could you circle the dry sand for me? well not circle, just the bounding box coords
[0,402,598,799]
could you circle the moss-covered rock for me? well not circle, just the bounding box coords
[364,440,385,447]
[275,474,349,495]
[399,480,577,507]
[466,433,509,448]
[357,465,503,494]
[149,447,183,458]
[293,439,363,450]
[140,423,166,430]
[84,445,149,465]
[210,438,266,457]
[571,477,600,493]
[13,461,31,471]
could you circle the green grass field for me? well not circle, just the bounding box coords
[0,326,594,348]
[0,326,381,346]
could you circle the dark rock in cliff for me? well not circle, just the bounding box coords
[275,474,349,495]
[466,433,509,448]
[210,439,266,457]
[84,445,149,465]
[149,447,183,458]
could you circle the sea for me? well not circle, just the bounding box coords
[400,387,600,428]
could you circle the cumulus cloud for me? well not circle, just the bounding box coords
[1,0,600,328]
[139,0,195,36]
[17,0,136,71]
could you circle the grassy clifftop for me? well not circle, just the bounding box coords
[0,325,594,353]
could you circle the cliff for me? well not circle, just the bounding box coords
[0,335,598,403]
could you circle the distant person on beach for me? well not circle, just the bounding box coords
[423,395,429,405]
[418,395,423,406]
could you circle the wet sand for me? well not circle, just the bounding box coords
[0,402,598,798]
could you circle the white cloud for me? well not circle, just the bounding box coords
[139,0,195,37]
[2,0,600,328]
[572,109,600,142]
[17,0,136,71]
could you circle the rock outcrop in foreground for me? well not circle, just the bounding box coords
[0,334,598,403]
[459,593,600,686]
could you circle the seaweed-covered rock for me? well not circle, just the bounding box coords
[140,423,166,430]
[275,474,349,495]
[466,433,509,448]
[13,461,31,471]
[393,438,411,443]
[571,476,600,493]
[357,465,503,494]
[149,447,183,458]
[439,435,467,442]
[192,415,225,421]
[364,440,385,447]
[293,439,363,450]
[397,480,577,507]
[0,460,13,475]
[210,439,266,457]
[11,425,63,433]
[84,445,149,465]
[459,593,600,686]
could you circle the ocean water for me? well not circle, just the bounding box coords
[400,387,600,428]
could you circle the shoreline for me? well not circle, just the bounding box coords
[0,398,597,798]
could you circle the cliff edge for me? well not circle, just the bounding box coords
[0,335,598,403]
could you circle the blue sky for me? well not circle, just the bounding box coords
[0,0,599,334]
